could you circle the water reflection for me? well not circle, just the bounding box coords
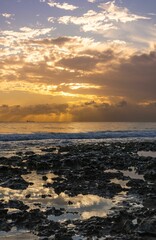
[0,171,58,209]
[0,170,132,224]
[105,167,144,180]
[110,178,129,188]
[0,230,38,240]
[49,193,114,221]
[121,167,144,180]
[0,170,128,222]
[137,151,156,158]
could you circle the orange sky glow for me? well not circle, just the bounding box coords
[0,0,156,122]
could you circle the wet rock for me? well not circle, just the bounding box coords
[26,194,31,198]
[35,221,63,237]
[26,153,57,171]
[41,147,57,152]
[0,208,8,217]
[0,157,8,165]
[42,175,48,181]
[55,233,73,240]
[143,197,156,209]
[41,194,46,198]
[0,221,11,232]
[138,216,156,237]
[144,169,156,181]
[0,165,29,191]
[16,151,23,156]
[6,200,29,210]
[126,178,146,195]
[25,151,35,155]
[111,210,136,234]
[0,176,30,190]
[46,207,64,216]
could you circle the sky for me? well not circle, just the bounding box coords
[0,0,156,122]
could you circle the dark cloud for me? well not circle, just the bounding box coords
[0,102,156,122]
[15,61,77,84]
[116,100,128,107]
[81,49,115,62]
[84,100,96,106]
[147,102,156,107]
[57,49,115,71]
[110,49,156,101]
[70,102,156,122]
[0,104,68,121]
[80,48,156,102]
[51,37,75,46]
[57,56,98,71]
[29,37,75,46]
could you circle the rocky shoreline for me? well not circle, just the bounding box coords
[0,140,156,239]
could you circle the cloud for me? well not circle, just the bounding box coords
[1,13,15,18]
[59,10,116,33]
[88,0,96,2]
[47,17,55,23]
[57,83,100,91]
[99,0,150,23]
[0,27,156,114]
[56,48,116,72]
[82,48,156,102]
[1,101,156,122]
[69,101,156,122]
[0,104,69,122]
[29,36,82,46]
[58,1,150,34]
[0,27,53,42]
[0,12,15,25]
[47,1,78,10]
[116,100,128,107]
[57,56,99,71]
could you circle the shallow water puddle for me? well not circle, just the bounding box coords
[0,230,38,239]
[121,167,144,180]
[0,170,135,225]
[48,193,114,221]
[0,172,119,221]
[0,171,58,209]
[110,178,129,188]
[105,167,144,180]
[137,151,156,158]
[72,235,87,240]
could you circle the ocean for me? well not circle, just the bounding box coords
[1,122,156,138]
[0,122,156,157]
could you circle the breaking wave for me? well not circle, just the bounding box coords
[0,130,156,141]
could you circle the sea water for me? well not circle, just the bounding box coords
[0,122,156,157]
[0,122,156,139]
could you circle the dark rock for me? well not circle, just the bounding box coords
[26,194,31,198]
[41,147,57,152]
[0,208,8,218]
[6,200,29,210]
[0,176,30,190]
[144,169,156,181]
[25,151,35,155]
[0,221,11,232]
[46,207,64,216]
[138,216,156,237]
[42,175,48,181]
